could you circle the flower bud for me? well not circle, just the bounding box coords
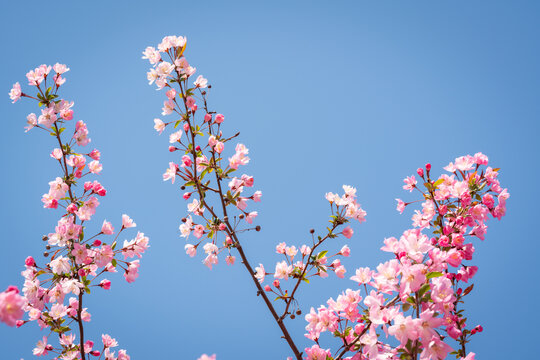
[25,256,36,267]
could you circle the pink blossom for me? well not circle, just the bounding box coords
[163,162,178,183]
[340,245,350,257]
[334,265,346,278]
[142,46,161,64]
[169,130,182,143]
[214,141,224,154]
[342,226,353,239]
[124,261,140,283]
[32,336,51,356]
[89,148,101,160]
[274,261,293,280]
[403,175,417,192]
[25,113,37,132]
[396,198,406,213]
[185,244,197,257]
[0,286,25,326]
[194,75,208,88]
[122,214,136,228]
[245,211,258,224]
[225,255,236,265]
[38,106,57,128]
[9,82,22,103]
[350,267,373,285]
[162,100,175,115]
[253,190,262,202]
[255,264,265,283]
[102,220,114,235]
[197,354,216,360]
[89,160,103,174]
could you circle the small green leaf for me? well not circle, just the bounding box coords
[418,283,430,298]
[426,271,443,279]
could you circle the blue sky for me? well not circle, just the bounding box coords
[1,1,538,359]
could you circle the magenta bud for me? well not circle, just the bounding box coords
[25,256,36,267]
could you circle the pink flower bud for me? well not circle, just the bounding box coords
[84,181,94,192]
[78,268,87,277]
[273,279,280,288]
[264,285,272,292]
[25,256,36,267]
[439,204,448,215]
[417,167,424,177]
[16,320,25,328]
[90,351,101,357]
[218,223,226,231]
[214,114,224,124]
[183,123,190,132]
[93,240,102,247]
[168,146,176,152]
[89,149,101,160]
[204,113,212,122]
[426,163,431,171]
[67,203,78,214]
[195,145,201,151]
[183,192,191,200]
[100,279,111,290]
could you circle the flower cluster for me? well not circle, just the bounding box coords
[6,66,149,360]
[303,155,508,360]
[146,36,369,360]
[144,36,263,271]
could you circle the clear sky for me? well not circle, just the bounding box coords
[1,1,538,359]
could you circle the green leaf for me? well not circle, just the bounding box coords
[111,259,117,267]
[316,250,328,259]
[433,178,444,188]
[418,283,430,298]
[402,302,411,312]
[426,271,443,279]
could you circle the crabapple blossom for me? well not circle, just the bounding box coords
[7,65,147,360]
[145,36,508,360]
